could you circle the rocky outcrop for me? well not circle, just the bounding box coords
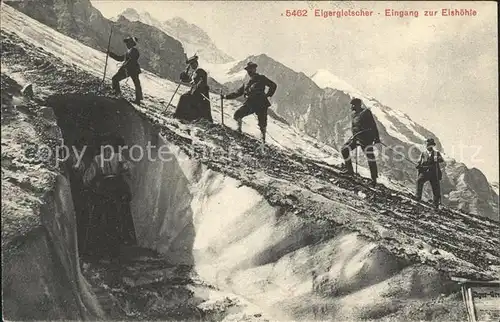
[117,8,234,64]
[1,73,103,320]
[112,16,187,80]
[162,16,234,64]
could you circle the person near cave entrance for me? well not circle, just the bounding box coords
[83,136,136,260]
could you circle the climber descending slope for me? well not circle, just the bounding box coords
[221,62,277,145]
[341,98,381,187]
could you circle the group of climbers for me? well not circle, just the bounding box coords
[339,97,444,208]
[172,56,277,145]
[105,35,444,236]
[107,36,277,145]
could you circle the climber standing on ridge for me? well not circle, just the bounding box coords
[221,62,277,144]
[340,98,380,186]
[174,55,213,122]
[415,138,445,209]
[108,36,143,104]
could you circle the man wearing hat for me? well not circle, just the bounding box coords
[221,61,277,143]
[174,55,213,122]
[415,138,444,208]
[340,98,381,186]
[108,36,143,104]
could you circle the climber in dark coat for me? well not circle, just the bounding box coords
[108,36,143,104]
[83,136,135,260]
[415,138,444,208]
[341,98,380,186]
[221,62,277,144]
[174,55,213,123]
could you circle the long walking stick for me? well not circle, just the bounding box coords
[220,89,224,126]
[162,65,196,114]
[355,147,358,174]
[101,25,113,87]
[435,152,442,208]
[163,82,182,114]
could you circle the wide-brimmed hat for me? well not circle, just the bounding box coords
[123,36,138,45]
[186,55,199,64]
[244,62,258,70]
[425,138,436,147]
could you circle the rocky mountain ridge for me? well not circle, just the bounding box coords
[116,8,234,64]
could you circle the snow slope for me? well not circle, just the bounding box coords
[311,69,369,99]
[0,3,353,178]
[200,56,498,220]
[6,0,496,219]
[200,60,247,84]
[493,182,499,195]
[3,4,500,321]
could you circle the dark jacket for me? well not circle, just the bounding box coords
[189,68,212,122]
[351,108,380,145]
[226,73,277,110]
[417,149,444,180]
[188,68,208,94]
[109,47,141,76]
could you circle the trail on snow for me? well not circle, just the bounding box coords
[2,27,498,282]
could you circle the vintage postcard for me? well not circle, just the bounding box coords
[1,1,498,321]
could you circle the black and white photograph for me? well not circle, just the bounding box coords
[1,1,499,321]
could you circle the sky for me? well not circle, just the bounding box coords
[92,1,498,182]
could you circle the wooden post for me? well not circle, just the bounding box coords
[220,89,224,126]
[101,25,113,88]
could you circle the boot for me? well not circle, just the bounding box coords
[236,118,242,133]
[340,163,354,176]
[260,128,266,144]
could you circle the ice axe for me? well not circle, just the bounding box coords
[355,148,358,174]
[220,89,224,126]
[100,25,113,90]
[163,82,182,113]
[434,150,443,208]
[162,66,195,114]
